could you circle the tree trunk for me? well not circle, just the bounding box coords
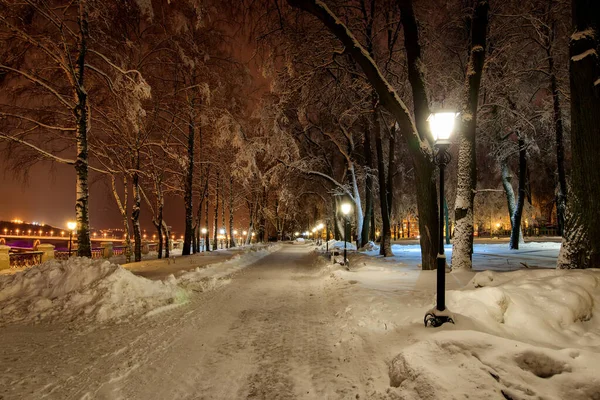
[361,123,374,247]
[74,0,91,257]
[213,172,219,250]
[205,181,210,252]
[348,164,364,246]
[162,220,170,258]
[561,0,600,268]
[451,0,489,271]
[548,31,568,237]
[182,109,195,256]
[373,106,393,257]
[132,170,142,262]
[110,175,131,263]
[229,175,236,247]
[501,159,524,246]
[221,176,227,247]
[510,136,527,249]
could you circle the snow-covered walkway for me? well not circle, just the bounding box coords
[1,243,598,399]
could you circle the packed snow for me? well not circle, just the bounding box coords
[0,245,279,326]
[2,242,599,399]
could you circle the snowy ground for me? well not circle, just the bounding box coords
[1,242,599,399]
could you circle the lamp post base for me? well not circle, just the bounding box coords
[424,308,455,327]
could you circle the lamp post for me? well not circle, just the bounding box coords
[341,202,352,265]
[67,221,76,257]
[219,228,226,249]
[424,111,458,328]
[317,223,324,245]
[201,228,208,251]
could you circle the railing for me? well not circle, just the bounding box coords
[54,248,104,260]
[91,248,105,259]
[113,246,127,256]
[54,251,70,261]
[9,251,43,269]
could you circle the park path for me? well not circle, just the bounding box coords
[0,245,390,400]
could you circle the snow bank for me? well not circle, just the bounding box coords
[389,330,600,400]
[0,258,184,325]
[447,269,600,349]
[294,238,305,244]
[327,240,357,251]
[360,241,379,251]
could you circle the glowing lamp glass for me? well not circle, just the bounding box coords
[219,228,226,235]
[428,112,458,144]
[201,228,207,234]
[341,203,352,215]
[67,221,76,231]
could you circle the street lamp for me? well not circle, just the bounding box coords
[201,228,208,251]
[317,223,324,245]
[424,110,458,328]
[67,221,77,257]
[220,228,226,249]
[341,202,352,265]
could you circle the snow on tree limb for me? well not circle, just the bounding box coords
[285,0,430,155]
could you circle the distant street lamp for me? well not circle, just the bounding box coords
[317,223,324,245]
[201,228,208,251]
[220,228,226,249]
[67,221,77,257]
[341,202,352,265]
[311,228,316,243]
[424,111,458,328]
